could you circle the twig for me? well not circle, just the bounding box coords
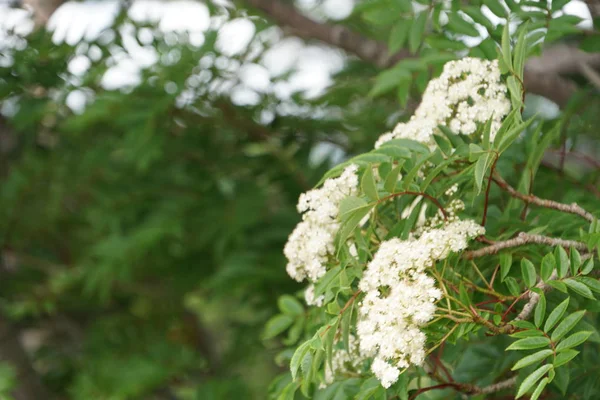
[481,153,499,227]
[477,376,518,394]
[378,191,448,220]
[463,232,588,260]
[492,174,595,222]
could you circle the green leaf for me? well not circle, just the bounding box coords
[511,349,553,370]
[447,12,480,37]
[397,75,411,107]
[564,278,595,299]
[388,20,411,53]
[361,168,379,200]
[555,331,592,351]
[534,292,546,328]
[278,295,304,316]
[543,298,569,332]
[337,204,374,250]
[547,280,567,293]
[369,66,411,97]
[384,164,403,193]
[506,336,551,350]
[314,266,342,297]
[290,340,313,380]
[555,246,570,278]
[409,12,428,53]
[530,377,549,400]
[339,196,368,218]
[505,276,521,297]
[581,258,594,275]
[485,0,508,17]
[521,258,537,288]
[463,6,494,30]
[433,134,452,156]
[516,364,552,398]
[513,21,528,79]
[551,310,586,342]
[501,22,512,71]
[511,329,545,338]
[541,253,555,281]
[474,152,494,194]
[577,276,600,293]
[264,314,295,339]
[501,253,513,282]
[570,248,581,276]
[553,349,579,368]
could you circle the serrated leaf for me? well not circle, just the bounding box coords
[541,253,555,281]
[535,293,546,327]
[314,266,342,297]
[521,258,537,288]
[553,349,579,368]
[570,248,581,276]
[511,349,553,370]
[361,168,379,200]
[544,298,569,332]
[551,310,586,342]
[555,331,592,351]
[555,246,570,278]
[501,253,513,282]
[564,278,595,299]
[516,364,552,398]
[433,134,452,156]
[530,377,549,400]
[409,12,428,53]
[506,336,551,350]
[290,340,313,380]
[505,276,521,297]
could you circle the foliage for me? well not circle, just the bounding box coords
[0,0,598,399]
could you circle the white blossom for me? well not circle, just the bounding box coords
[376,58,510,148]
[304,284,325,307]
[357,219,484,387]
[284,165,359,282]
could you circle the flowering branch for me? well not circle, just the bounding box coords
[492,174,595,222]
[463,232,588,260]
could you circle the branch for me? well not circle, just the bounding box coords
[21,0,65,27]
[245,0,405,68]
[463,232,588,259]
[477,376,518,394]
[243,0,592,107]
[492,174,595,222]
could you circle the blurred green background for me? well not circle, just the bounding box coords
[1,0,599,399]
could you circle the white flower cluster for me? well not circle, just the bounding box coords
[357,219,485,388]
[284,165,359,282]
[376,58,510,148]
[324,334,365,385]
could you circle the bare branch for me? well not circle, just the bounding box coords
[477,375,518,394]
[492,174,595,222]
[463,232,588,259]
